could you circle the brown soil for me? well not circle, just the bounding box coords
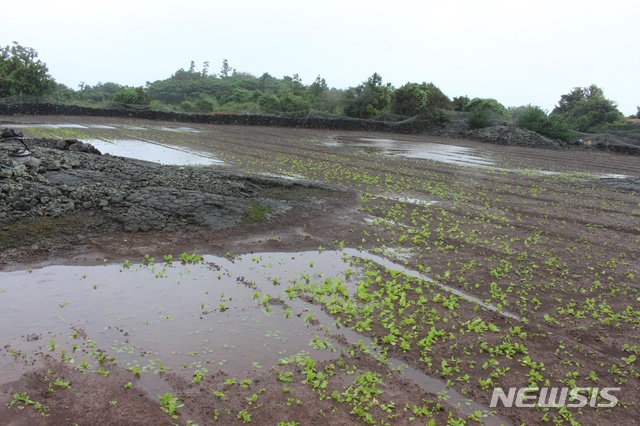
[1,115,640,425]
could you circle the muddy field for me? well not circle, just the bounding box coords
[1,115,639,425]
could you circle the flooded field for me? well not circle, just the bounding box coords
[0,249,508,424]
[1,115,640,425]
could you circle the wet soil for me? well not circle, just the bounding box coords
[1,115,640,425]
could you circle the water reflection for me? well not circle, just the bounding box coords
[322,136,495,167]
[85,138,223,166]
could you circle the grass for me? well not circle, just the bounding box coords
[243,202,273,222]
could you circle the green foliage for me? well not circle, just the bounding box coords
[244,203,273,222]
[551,84,623,132]
[343,73,391,119]
[76,81,123,102]
[112,86,150,105]
[451,95,470,112]
[390,83,428,116]
[467,108,492,129]
[257,93,281,112]
[308,75,328,98]
[464,98,510,129]
[391,82,451,120]
[278,92,311,113]
[218,87,256,105]
[516,105,575,142]
[158,392,184,418]
[0,42,55,98]
[220,58,234,78]
[421,82,451,110]
[194,97,216,112]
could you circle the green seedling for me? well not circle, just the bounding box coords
[158,392,184,419]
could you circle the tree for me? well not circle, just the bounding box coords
[112,86,150,105]
[636,106,639,119]
[278,92,311,113]
[343,73,391,119]
[551,84,623,132]
[257,93,280,111]
[451,96,469,112]
[463,98,511,129]
[390,83,428,116]
[421,82,451,110]
[220,59,234,78]
[516,105,575,142]
[390,82,451,116]
[308,75,328,98]
[0,42,55,98]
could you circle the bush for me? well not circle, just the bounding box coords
[149,100,174,112]
[112,87,150,105]
[278,92,311,113]
[257,93,281,112]
[516,105,575,142]
[467,108,493,129]
[194,97,215,113]
[551,85,623,132]
[451,95,470,112]
[390,83,427,116]
[179,100,195,112]
[465,98,510,129]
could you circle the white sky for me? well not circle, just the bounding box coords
[3,0,639,115]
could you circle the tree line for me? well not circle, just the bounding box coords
[1,42,638,142]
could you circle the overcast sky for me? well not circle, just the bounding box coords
[3,0,639,114]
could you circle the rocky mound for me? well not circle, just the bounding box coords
[463,125,564,148]
[0,138,337,236]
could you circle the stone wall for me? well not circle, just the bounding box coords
[0,103,428,134]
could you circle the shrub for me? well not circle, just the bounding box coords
[278,92,311,113]
[179,100,195,112]
[194,97,215,113]
[516,105,575,142]
[390,83,428,116]
[464,98,510,129]
[451,95,469,112]
[112,87,150,105]
[257,93,281,112]
[467,108,493,129]
[551,85,623,132]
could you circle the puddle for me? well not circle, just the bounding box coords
[0,253,346,387]
[595,173,631,179]
[87,124,117,129]
[0,249,511,423]
[156,126,201,133]
[257,172,307,180]
[374,195,437,207]
[322,136,495,167]
[84,138,224,166]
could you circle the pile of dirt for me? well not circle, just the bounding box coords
[464,125,565,148]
